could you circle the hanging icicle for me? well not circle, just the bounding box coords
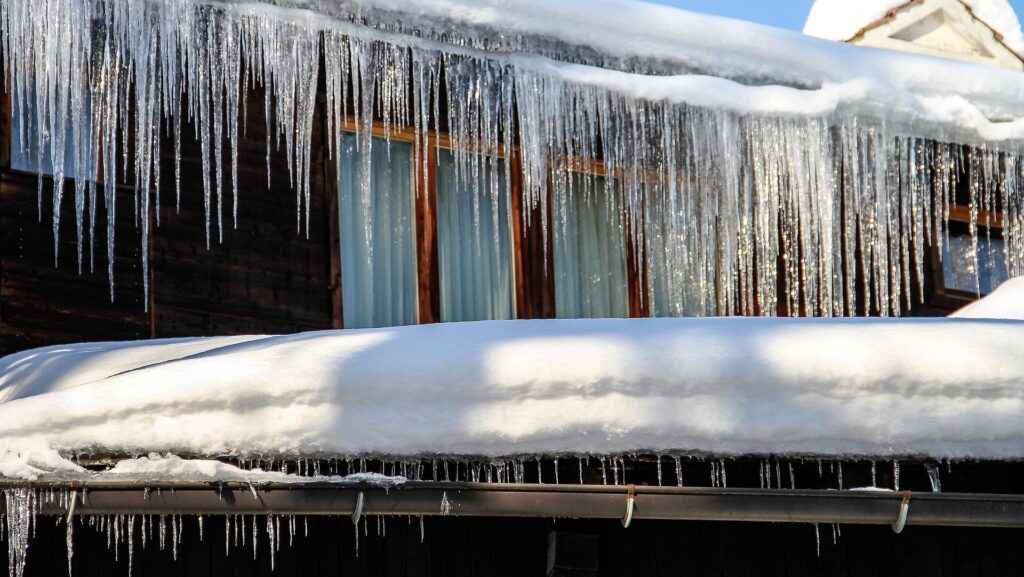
[1,0,1022,317]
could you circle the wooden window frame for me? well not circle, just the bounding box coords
[929,203,1007,308]
[550,157,648,319]
[329,118,537,326]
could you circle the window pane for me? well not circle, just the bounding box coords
[10,88,89,178]
[646,195,702,317]
[338,133,417,328]
[435,149,514,322]
[554,174,628,318]
[942,229,1008,294]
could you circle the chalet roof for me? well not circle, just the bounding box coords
[852,0,1022,55]
[804,0,1024,54]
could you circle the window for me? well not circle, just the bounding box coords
[553,174,629,318]
[337,132,418,328]
[435,149,515,322]
[10,88,91,178]
[941,221,1008,295]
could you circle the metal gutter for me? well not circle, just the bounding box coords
[4,481,1024,529]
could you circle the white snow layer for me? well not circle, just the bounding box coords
[804,0,1024,54]
[2,316,1024,466]
[103,454,407,486]
[950,275,1024,319]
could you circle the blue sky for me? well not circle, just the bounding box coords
[645,0,1024,32]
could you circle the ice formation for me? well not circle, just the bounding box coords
[2,0,1024,317]
[805,0,1024,54]
[1,317,1024,463]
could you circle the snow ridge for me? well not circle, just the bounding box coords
[2,315,1024,464]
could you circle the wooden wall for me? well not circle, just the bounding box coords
[0,71,975,356]
[13,513,1024,577]
[0,87,335,356]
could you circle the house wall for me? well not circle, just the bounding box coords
[0,67,978,356]
[11,513,1024,577]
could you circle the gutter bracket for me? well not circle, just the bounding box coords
[891,490,911,534]
[66,489,77,526]
[622,484,636,528]
[351,491,365,524]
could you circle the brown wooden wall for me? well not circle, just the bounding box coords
[13,514,1024,577]
[0,70,981,356]
[0,86,336,355]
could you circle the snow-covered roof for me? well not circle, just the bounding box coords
[1,279,1023,478]
[289,0,1024,134]
[804,0,1024,54]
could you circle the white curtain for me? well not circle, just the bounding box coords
[942,231,1008,294]
[10,88,87,177]
[435,149,514,322]
[554,174,629,318]
[338,133,418,328]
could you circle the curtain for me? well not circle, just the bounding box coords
[10,87,86,177]
[942,231,1008,294]
[338,132,418,328]
[554,174,628,318]
[435,149,514,322]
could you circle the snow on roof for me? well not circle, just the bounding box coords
[949,275,1024,319]
[262,0,1024,137]
[804,0,1024,54]
[2,316,1024,477]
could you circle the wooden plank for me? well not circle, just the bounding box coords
[416,139,440,324]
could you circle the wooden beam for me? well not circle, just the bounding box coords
[416,137,440,324]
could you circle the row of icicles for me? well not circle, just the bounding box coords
[1,455,950,576]
[2,0,1021,317]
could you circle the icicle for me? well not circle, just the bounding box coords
[813,523,820,558]
[925,463,942,493]
[127,515,135,576]
[5,489,35,577]
[2,0,1020,313]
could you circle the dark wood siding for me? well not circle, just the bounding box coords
[0,86,335,355]
[150,87,333,338]
[0,67,976,357]
[0,173,150,353]
[14,514,1024,577]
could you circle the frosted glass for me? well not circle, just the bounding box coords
[942,232,1008,294]
[338,133,417,328]
[10,88,86,178]
[554,174,628,318]
[435,149,514,322]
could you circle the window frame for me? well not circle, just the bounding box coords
[329,117,538,326]
[929,203,1007,308]
[431,138,519,323]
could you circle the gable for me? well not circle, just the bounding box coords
[852,0,1024,69]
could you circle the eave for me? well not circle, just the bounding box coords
[5,480,1024,530]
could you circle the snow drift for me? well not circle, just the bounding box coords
[2,313,1024,467]
[950,275,1024,319]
